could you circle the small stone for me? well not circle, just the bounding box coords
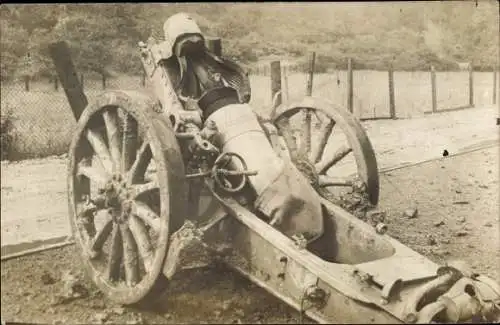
[214,310,222,318]
[455,230,468,237]
[367,210,386,223]
[441,238,451,244]
[222,299,232,311]
[478,184,489,189]
[41,272,56,285]
[434,220,445,227]
[455,189,462,194]
[112,307,125,315]
[484,222,493,227]
[457,216,466,224]
[467,244,475,248]
[403,207,418,219]
[94,312,109,324]
[234,309,245,318]
[14,306,21,314]
[427,236,437,246]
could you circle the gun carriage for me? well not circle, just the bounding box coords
[49,13,499,324]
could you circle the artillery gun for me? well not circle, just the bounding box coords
[49,13,500,323]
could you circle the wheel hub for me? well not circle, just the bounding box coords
[100,174,133,222]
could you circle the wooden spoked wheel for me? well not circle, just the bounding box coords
[272,96,379,206]
[67,90,187,305]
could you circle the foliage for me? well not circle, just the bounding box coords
[0,2,498,81]
[0,104,15,160]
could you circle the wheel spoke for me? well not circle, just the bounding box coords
[102,110,122,173]
[309,119,335,163]
[315,145,353,175]
[297,108,312,157]
[86,129,113,175]
[276,118,298,160]
[132,201,161,233]
[89,217,113,255]
[128,214,154,272]
[130,180,159,198]
[122,113,138,173]
[77,163,108,186]
[120,224,140,286]
[127,141,152,185]
[107,224,122,281]
[318,175,353,187]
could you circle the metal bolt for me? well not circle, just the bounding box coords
[405,313,417,324]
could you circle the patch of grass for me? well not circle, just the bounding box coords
[1,104,15,160]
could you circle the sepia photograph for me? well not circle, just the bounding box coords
[1,2,499,324]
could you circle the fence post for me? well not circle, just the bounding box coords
[206,37,222,56]
[431,65,437,113]
[388,64,396,119]
[24,75,30,92]
[347,58,353,113]
[306,52,316,96]
[494,71,497,105]
[80,73,84,91]
[469,62,474,107]
[270,60,282,118]
[282,65,290,104]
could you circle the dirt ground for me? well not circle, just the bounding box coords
[1,104,498,324]
[1,144,498,324]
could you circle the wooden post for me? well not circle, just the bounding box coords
[270,60,282,117]
[493,71,497,105]
[431,65,437,113]
[282,65,290,104]
[24,76,30,92]
[206,37,222,57]
[388,64,396,119]
[347,58,353,113]
[102,74,106,90]
[468,63,474,107]
[54,75,59,91]
[306,52,316,96]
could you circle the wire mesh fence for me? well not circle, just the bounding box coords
[1,59,498,161]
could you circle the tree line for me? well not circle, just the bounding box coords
[1,2,498,82]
